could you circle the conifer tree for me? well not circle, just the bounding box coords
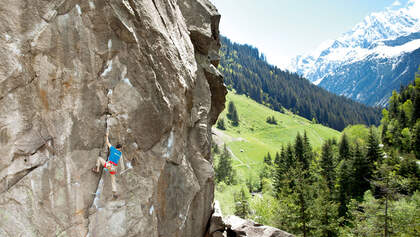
[215,144,235,185]
[234,187,250,218]
[351,143,371,199]
[212,143,220,154]
[339,133,352,161]
[231,108,239,126]
[227,101,239,126]
[274,151,281,166]
[366,127,383,165]
[277,163,314,236]
[337,159,353,219]
[303,131,313,170]
[227,101,235,120]
[273,148,287,196]
[294,133,305,167]
[312,179,340,237]
[216,118,226,130]
[412,120,420,159]
[285,143,295,170]
[371,163,402,237]
[320,140,335,191]
[264,152,272,166]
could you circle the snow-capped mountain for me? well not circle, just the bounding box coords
[288,1,420,106]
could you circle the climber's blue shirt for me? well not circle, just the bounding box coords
[108,146,122,166]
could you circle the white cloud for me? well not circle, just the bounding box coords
[392,0,401,6]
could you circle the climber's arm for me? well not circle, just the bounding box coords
[105,131,112,148]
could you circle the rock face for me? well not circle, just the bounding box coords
[0,0,226,236]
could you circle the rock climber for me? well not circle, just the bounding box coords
[92,131,125,198]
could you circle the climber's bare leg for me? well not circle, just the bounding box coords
[92,157,106,173]
[110,174,118,198]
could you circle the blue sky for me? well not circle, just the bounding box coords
[210,0,410,67]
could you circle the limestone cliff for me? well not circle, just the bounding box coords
[0,0,226,236]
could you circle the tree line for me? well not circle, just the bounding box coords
[212,74,420,236]
[381,69,420,159]
[218,36,382,131]
[214,128,419,236]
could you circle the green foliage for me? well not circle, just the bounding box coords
[400,127,411,152]
[215,144,235,185]
[367,127,383,165]
[216,118,226,130]
[312,180,341,237]
[213,75,420,234]
[274,151,281,166]
[339,133,352,161]
[343,191,420,236]
[397,156,420,195]
[350,143,371,199]
[249,194,278,226]
[261,178,273,195]
[412,120,420,159]
[259,164,274,187]
[401,99,414,124]
[320,140,336,191]
[219,36,381,131]
[342,124,370,145]
[263,152,272,166]
[266,115,277,125]
[227,101,239,126]
[245,174,261,193]
[276,165,315,236]
[212,143,220,154]
[337,158,353,219]
[381,74,420,157]
[273,133,317,236]
[216,91,340,180]
[234,186,251,218]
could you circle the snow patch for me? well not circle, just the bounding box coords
[108,39,112,49]
[149,205,154,215]
[288,1,420,83]
[375,39,420,58]
[313,78,324,85]
[107,89,113,96]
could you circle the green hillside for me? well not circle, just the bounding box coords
[213,91,341,180]
[219,36,382,131]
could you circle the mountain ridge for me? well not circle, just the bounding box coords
[288,1,420,106]
[219,36,381,131]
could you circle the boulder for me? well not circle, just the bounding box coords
[225,216,294,237]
